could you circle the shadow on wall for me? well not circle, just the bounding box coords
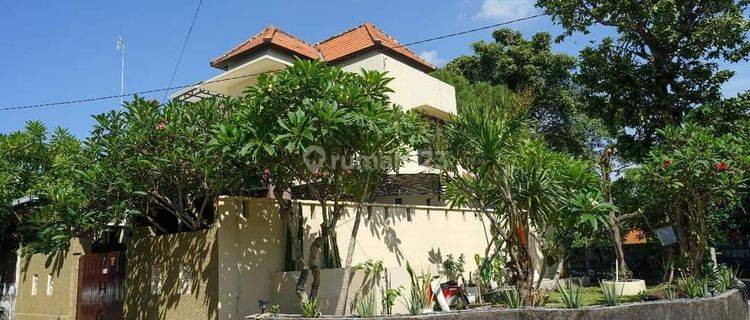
[19,245,77,282]
[123,226,218,320]
[270,268,380,315]
[216,197,287,318]
[363,206,407,265]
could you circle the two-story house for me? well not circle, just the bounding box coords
[174,23,456,206]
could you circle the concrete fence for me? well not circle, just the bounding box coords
[249,289,750,320]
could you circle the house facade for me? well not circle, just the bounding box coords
[175,23,456,206]
[11,24,512,320]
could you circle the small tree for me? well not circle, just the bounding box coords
[86,97,242,234]
[0,122,92,254]
[439,83,612,302]
[439,89,543,302]
[626,123,746,276]
[214,60,426,304]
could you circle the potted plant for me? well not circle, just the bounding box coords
[465,271,480,304]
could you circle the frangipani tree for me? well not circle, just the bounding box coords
[86,97,243,234]
[0,122,93,254]
[624,123,747,276]
[214,60,427,304]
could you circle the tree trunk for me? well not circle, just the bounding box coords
[307,236,324,299]
[609,212,631,279]
[333,204,364,315]
[601,148,631,279]
[662,245,675,284]
[553,256,565,281]
[673,205,707,276]
[273,188,308,302]
[534,258,548,290]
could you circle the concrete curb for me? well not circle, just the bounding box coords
[248,289,749,320]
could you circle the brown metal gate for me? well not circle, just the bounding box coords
[76,251,126,320]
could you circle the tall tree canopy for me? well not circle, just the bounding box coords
[440,28,606,155]
[538,0,750,160]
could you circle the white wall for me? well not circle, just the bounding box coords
[215,197,493,317]
[337,51,457,119]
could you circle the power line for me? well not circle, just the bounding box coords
[0,72,266,111]
[162,0,205,103]
[402,13,545,47]
[0,13,544,112]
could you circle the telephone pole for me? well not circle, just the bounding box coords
[116,36,126,107]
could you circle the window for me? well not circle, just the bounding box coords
[179,265,193,294]
[151,266,162,294]
[46,274,54,296]
[426,198,431,206]
[395,198,403,205]
[417,149,431,166]
[31,274,38,296]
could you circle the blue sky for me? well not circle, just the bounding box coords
[1,0,748,137]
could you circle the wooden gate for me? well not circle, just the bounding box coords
[76,251,126,320]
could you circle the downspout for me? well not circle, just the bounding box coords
[236,200,243,318]
[10,247,21,320]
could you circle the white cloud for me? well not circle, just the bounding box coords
[474,0,537,20]
[418,50,447,67]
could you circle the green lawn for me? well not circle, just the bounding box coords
[545,287,644,307]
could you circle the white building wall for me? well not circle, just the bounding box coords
[337,51,456,119]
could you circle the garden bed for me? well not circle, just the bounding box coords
[247,289,748,320]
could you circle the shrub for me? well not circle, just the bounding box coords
[599,280,622,306]
[556,279,582,308]
[269,304,280,317]
[502,287,523,309]
[353,291,377,317]
[402,262,431,315]
[381,287,401,315]
[679,275,708,298]
[442,254,466,282]
[300,298,320,318]
[665,285,676,300]
[712,265,739,293]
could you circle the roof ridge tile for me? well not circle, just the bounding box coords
[365,24,435,69]
[314,23,369,46]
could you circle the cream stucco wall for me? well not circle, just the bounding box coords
[337,51,455,175]
[199,49,457,119]
[215,197,286,320]
[123,227,219,320]
[336,51,457,118]
[14,240,86,320]
[215,196,492,318]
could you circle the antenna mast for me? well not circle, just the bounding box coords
[116,36,126,107]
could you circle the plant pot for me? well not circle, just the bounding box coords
[601,279,647,296]
[466,285,479,304]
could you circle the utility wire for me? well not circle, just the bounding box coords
[0,72,265,111]
[402,13,545,47]
[162,0,205,103]
[0,13,543,112]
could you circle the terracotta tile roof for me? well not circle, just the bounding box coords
[210,26,320,69]
[210,23,435,72]
[316,23,435,71]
